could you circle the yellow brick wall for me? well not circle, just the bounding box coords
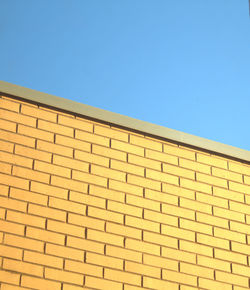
[0,95,250,290]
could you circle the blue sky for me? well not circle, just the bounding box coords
[1,0,250,150]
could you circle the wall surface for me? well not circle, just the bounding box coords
[0,94,250,290]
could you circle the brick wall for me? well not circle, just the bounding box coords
[0,94,250,290]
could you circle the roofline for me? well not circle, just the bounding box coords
[0,80,250,163]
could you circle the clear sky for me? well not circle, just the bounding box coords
[1,1,250,150]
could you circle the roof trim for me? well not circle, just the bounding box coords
[1,80,250,162]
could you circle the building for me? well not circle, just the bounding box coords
[0,80,250,290]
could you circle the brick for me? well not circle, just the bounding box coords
[89,185,125,203]
[3,258,43,277]
[58,115,93,132]
[179,158,210,174]
[229,162,250,175]
[213,206,245,222]
[163,269,197,286]
[180,262,214,279]
[21,104,57,122]
[0,270,20,285]
[106,245,142,263]
[49,196,86,215]
[10,187,47,205]
[29,204,66,221]
[0,184,9,196]
[21,275,61,290]
[143,231,178,248]
[13,166,50,184]
[0,160,11,174]
[128,154,161,171]
[6,210,46,228]
[86,252,123,270]
[163,163,195,179]
[15,144,51,162]
[0,139,14,153]
[125,261,160,278]
[230,200,250,215]
[63,284,84,290]
[0,208,6,218]
[106,222,142,239]
[65,259,102,277]
[214,226,246,243]
[162,183,195,199]
[197,172,227,188]
[164,144,195,160]
[146,168,179,185]
[87,229,124,247]
[45,268,83,285]
[1,284,30,290]
[108,200,142,218]
[124,285,149,290]
[68,212,105,231]
[18,124,54,141]
[197,153,228,169]
[111,159,144,176]
[67,236,104,254]
[0,244,22,260]
[53,154,89,172]
[105,268,141,286]
[180,178,212,194]
[162,203,195,220]
[109,179,143,197]
[162,224,195,242]
[232,264,250,278]
[35,160,71,178]
[180,240,213,257]
[126,194,160,211]
[75,149,109,167]
[144,188,178,206]
[31,181,68,199]
[130,134,162,151]
[5,233,44,252]
[125,238,160,255]
[111,139,144,156]
[214,248,247,264]
[244,175,250,185]
[56,135,91,152]
[92,144,126,162]
[37,140,73,157]
[95,125,128,141]
[38,119,73,136]
[0,172,29,190]
[51,175,88,193]
[143,276,178,290]
[127,174,161,191]
[76,129,109,146]
[180,218,213,235]
[146,148,178,165]
[0,119,16,132]
[143,254,178,271]
[180,197,212,214]
[0,219,25,235]
[162,247,195,264]
[197,233,229,250]
[216,271,249,288]
[126,215,160,233]
[47,219,85,237]
[88,206,124,224]
[0,98,20,112]
[197,255,231,272]
[70,191,105,208]
[91,164,126,182]
[212,167,242,182]
[72,170,107,187]
[231,241,250,255]
[0,108,36,127]
[0,129,35,147]
[0,196,27,212]
[46,243,84,261]
[198,278,232,290]
[229,181,250,195]
[85,276,122,290]
[196,212,229,229]
[24,250,63,268]
[196,192,228,208]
